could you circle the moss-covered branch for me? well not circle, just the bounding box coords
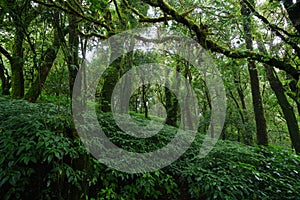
[142,0,299,80]
[33,0,110,31]
[133,35,183,43]
[122,0,172,23]
[78,30,107,40]
[241,0,300,57]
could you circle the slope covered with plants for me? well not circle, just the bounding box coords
[1,97,300,199]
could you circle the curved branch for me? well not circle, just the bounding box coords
[142,0,299,80]
[78,30,107,40]
[241,0,300,57]
[123,0,172,23]
[33,0,110,31]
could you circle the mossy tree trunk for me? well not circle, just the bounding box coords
[24,26,61,102]
[241,1,268,146]
[0,56,11,95]
[165,66,179,127]
[67,11,80,99]
[282,0,300,34]
[257,40,300,154]
[11,26,25,98]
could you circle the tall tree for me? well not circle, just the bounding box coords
[3,0,37,98]
[281,0,300,34]
[67,0,80,98]
[24,11,63,102]
[0,56,11,95]
[257,38,300,154]
[241,1,268,146]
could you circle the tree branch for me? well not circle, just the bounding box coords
[113,0,123,22]
[33,0,111,32]
[133,34,183,43]
[142,0,299,80]
[78,30,107,40]
[0,46,12,62]
[123,0,172,23]
[241,0,300,57]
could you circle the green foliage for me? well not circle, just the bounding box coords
[1,97,300,199]
[168,140,300,199]
[0,97,178,199]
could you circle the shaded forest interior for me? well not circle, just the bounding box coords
[0,0,300,199]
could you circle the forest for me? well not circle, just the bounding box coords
[0,0,300,199]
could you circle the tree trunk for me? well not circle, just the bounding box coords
[165,66,179,127]
[100,33,126,113]
[257,40,300,154]
[141,78,148,119]
[241,1,268,146]
[11,27,25,98]
[120,41,135,113]
[0,56,11,95]
[183,64,193,130]
[282,0,300,34]
[165,87,177,126]
[24,29,60,102]
[101,66,119,112]
[233,70,253,145]
[67,11,80,98]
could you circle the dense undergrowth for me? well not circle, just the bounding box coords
[1,96,300,199]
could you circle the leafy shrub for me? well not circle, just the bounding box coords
[0,97,178,199]
[1,97,300,199]
[167,140,300,199]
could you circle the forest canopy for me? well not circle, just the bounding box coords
[0,0,300,199]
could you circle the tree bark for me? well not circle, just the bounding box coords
[0,56,11,95]
[257,40,300,154]
[282,0,300,34]
[165,66,179,127]
[241,1,268,146]
[11,26,25,98]
[101,66,119,112]
[233,70,253,145]
[24,29,60,102]
[142,81,149,119]
[67,10,80,98]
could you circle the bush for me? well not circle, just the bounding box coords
[1,97,300,199]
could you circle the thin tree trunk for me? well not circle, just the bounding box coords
[142,79,148,119]
[233,70,253,145]
[184,63,193,130]
[68,10,80,99]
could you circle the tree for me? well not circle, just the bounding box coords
[0,56,11,95]
[24,11,63,102]
[257,38,300,154]
[241,0,268,145]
